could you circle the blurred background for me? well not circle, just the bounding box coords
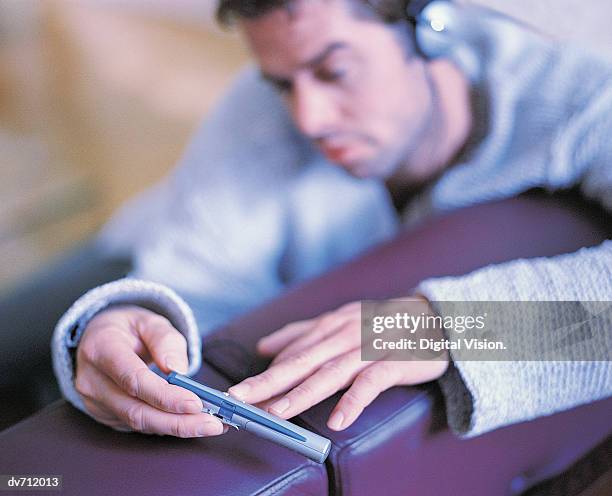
[1,0,611,296]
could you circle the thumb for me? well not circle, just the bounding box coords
[137,314,190,375]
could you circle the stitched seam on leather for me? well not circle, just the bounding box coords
[253,465,316,496]
[333,393,432,495]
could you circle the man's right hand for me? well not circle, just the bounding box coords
[74,305,226,437]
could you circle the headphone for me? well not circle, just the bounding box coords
[404,0,467,60]
[405,0,438,24]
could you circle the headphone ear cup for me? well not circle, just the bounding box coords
[410,0,454,59]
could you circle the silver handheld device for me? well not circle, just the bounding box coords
[167,372,331,463]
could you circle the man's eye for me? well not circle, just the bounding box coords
[316,68,347,83]
[274,80,293,93]
[264,77,293,94]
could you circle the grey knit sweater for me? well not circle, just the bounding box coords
[52,2,611,438]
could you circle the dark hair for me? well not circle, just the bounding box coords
[216,0,430,27]
[216,0,435,59]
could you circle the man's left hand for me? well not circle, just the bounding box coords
[228,297,449,431]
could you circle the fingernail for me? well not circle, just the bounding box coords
[197,421,223,437]
[228,383,251,400]
[255,340,269,355]
[166,357,187,374]
[196,424,209,437]
[269,397,290,415]
[328,411,345,430]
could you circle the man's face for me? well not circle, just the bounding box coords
[240,0,435,180]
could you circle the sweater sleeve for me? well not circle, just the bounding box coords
[416,61,612,438]
[417,241,612,437]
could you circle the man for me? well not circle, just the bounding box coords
[53,0,611,439]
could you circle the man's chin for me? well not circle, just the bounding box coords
[337,162,370,179]
[336,159,387,180]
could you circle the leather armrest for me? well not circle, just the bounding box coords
[0,366,328,496]
[201,195,611,495]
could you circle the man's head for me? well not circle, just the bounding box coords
[217,0,447,181]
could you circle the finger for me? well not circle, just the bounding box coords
[271,314,352,365]
[90,344,203,414]
[268,349,370,419]
[229,322,359,403]
[256,319,314,356]
[83,380,163,433]
[82,397,124,427]
[328,362,401,431]
[336,301,361,314]
[83,396,200,436]
[259,303,360,358]
[135,314,190,374]
[86,369,225,437]
[395,359,450,385]
[253,393,285,412]
[76,361,127,426]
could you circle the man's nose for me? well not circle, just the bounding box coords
[289,81,337,138]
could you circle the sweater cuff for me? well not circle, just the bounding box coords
[51,278,202,415]
[416,261,542,438]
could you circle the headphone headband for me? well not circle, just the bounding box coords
[406,0,436,24]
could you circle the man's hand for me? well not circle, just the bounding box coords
[228,298,449,431]
[75,305,226,437]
